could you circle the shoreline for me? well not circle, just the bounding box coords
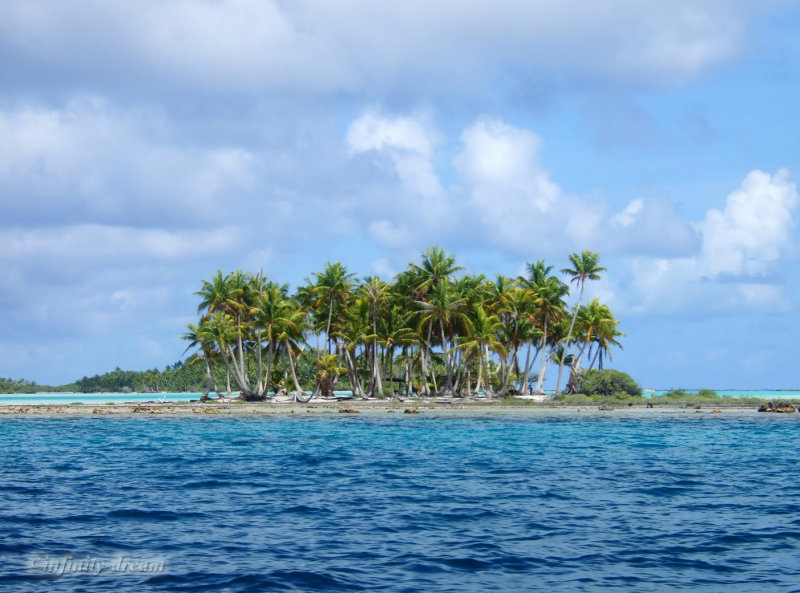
[0,399,794,416]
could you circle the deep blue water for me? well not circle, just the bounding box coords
[1,413,799,592]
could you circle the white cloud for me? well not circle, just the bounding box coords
[347,111,443,198]
[613,169,798,315]
[607,197,701,257]
[0,99,260,227]
[699,168,797,278]
[346,111,711,259]
[0,1,767,95]
[0,225,235,262]
[367,220,414,250]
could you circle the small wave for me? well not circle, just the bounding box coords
[106,509,205,522]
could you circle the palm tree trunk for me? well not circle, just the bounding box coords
[476,348,483,394]
[403,346,412,397]
[519,343,532,394]
[439,319,454,395]
[535,318,549,394]
[343,348,366,398]
[202,356,212,399]
[556,283,584,394]
[284,343,304,397]
[325,294,334,354]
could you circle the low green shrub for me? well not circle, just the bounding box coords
[576,369,642,397]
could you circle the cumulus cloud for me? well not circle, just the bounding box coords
[0,225,236,262]
[699,169,797,278]
[0,1,767,97]
[347,111,443,198]
[0,98,260,227]
[607,197,701,257]
[348,112,696,258]
[615,169,799,314]
[344,109,798,316]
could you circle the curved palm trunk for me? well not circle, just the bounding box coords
[556,283,584,394]
[534,318,549,394]
[475,347,484,394]
[283,343,304,400]
[439,319,455,396]
[403,346,413,397]
[481,344,493,397]
[420,323,434,396]
[343,348,366,398]
[566,336,592,394]
[202,355,212,400]
[519,343,535,394]
[325,294,334,354]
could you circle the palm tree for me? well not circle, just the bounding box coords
[415,281,467,396]
[312,262,356,354]
[410,246,463,298]
[182,317,217,400]
[313,354,347,397]
[456,305,506,396]
[526,271,568,394]
[358,276,391,396]
[565,300,623,393]
[402,247,463,395]
[377,305,418,396]
[556,251,605,394]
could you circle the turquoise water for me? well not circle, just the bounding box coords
[2,389,799,405]
[0,390,359,405]
[649,390,800,399]
[0,392,205,404]
[1,413,799,591]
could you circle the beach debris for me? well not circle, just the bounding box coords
[646,402,654,408]
[338,408,359,413]
[712,409,721,413]
[757,401,797,413]
[404,408,420,414]
[598,405,614,411]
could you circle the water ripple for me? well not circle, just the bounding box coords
[1,415,799,591]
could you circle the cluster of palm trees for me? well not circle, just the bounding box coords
[183,247,621,401]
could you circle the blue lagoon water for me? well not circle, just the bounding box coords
[1,412,799,591]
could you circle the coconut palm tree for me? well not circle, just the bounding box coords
[311,262,356,354]
[358,276,391,396]
[565,300,623,393]
[528,273,568,394]
[456,305,506,396]
[415,281,468,396]
[182,317,217,399]
[410,246,463,298]
[556,251,606,394]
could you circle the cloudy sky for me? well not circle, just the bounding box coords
[1,1,798,389]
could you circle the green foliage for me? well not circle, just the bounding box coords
[553,393,594,405]
[0,377,76,394]
[697,388,718,398]
[576,368,642,397]
[662,388,718,400]
[663,388,688,398]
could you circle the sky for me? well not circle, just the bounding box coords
[1,0,799,389]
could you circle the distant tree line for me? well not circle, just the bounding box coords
[0,377,76,394]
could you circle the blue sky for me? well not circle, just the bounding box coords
[1,1,798,388]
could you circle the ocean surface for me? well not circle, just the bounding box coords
[1,412,799,592]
